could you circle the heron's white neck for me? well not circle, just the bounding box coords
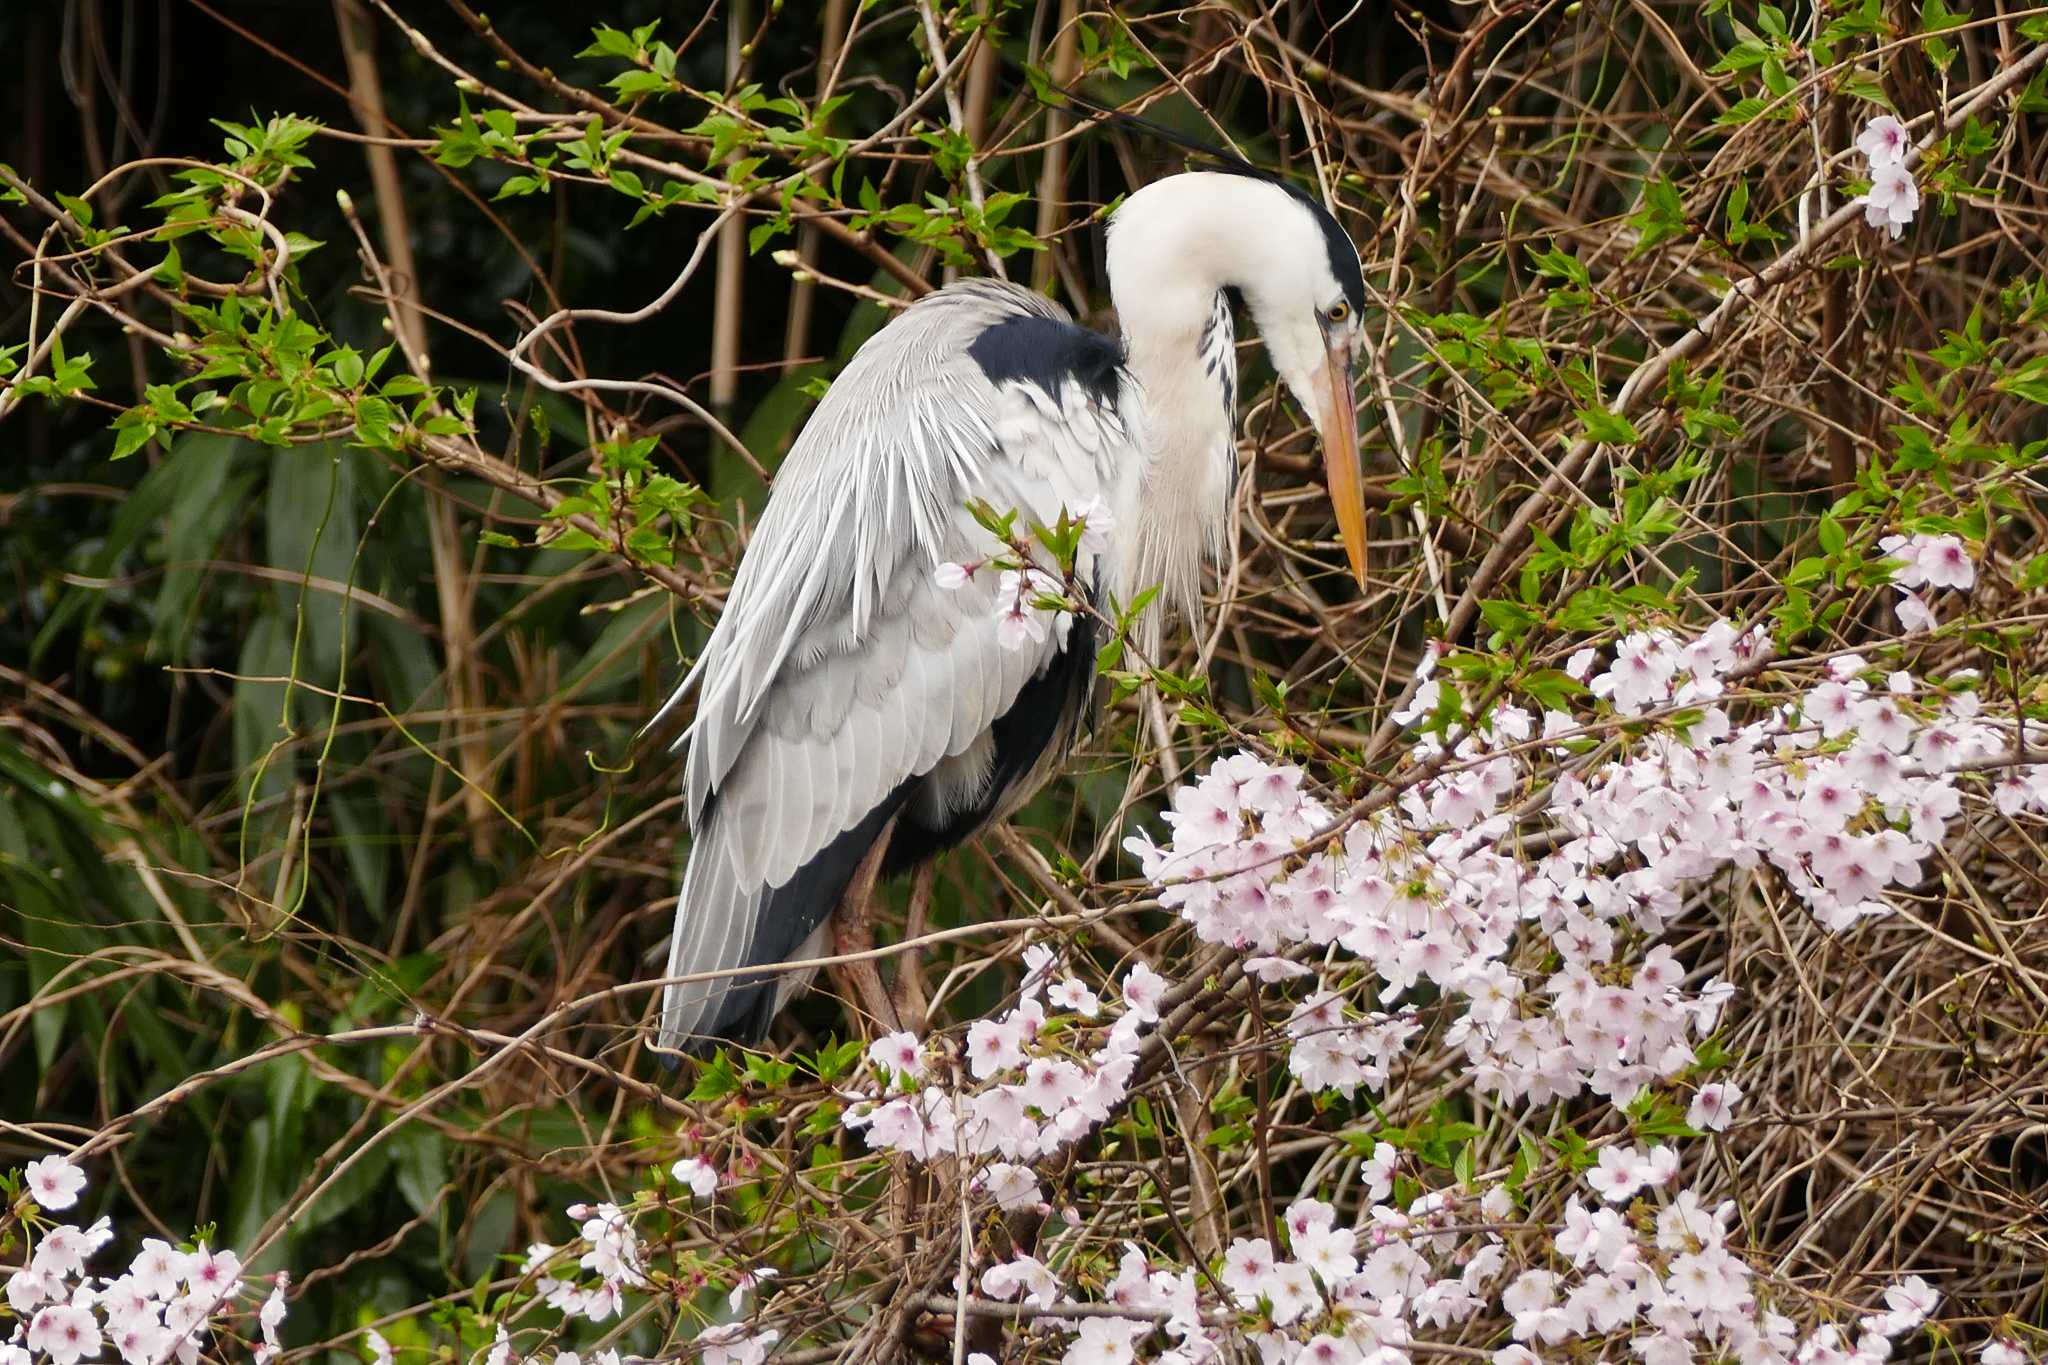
[1104,173,1294,634]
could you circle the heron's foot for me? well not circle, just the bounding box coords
[829,821,902,1039]
[891,862,937,1035]
[826,955,901,1039]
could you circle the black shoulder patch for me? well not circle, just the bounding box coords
[885,613,1098,874]
[967,314,1125,408]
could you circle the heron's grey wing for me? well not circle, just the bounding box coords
[657,280,1138,1048]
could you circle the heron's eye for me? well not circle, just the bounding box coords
[1325,302,1351,323]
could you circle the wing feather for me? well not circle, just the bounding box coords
[656,279,1139,1049]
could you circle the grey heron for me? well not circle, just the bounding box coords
[654,166,1368,1050]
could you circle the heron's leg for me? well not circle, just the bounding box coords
[891,862,938,1034]
[827,817,900,1036]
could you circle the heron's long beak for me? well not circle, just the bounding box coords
[1313,335,1368,589]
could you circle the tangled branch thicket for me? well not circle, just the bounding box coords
[4,2,2048,1363]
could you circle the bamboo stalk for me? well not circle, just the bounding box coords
[1032,0,1080,294]
[711,0,749,415]
[782,0,854,367]
[333,0,493,857]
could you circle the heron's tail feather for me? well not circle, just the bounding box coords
[656,830,774,1051]
[656,793,913,1053]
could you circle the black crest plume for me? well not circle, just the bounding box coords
[1037,84,1366,317]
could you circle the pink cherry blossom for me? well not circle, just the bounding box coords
[1063,1317,1146,1365]
[1585,1145,1660,1203]
[28,1305,103,1365]
[1069,495,1116,557]
[24,1155,87,1212]
[867,1029,926,1080]
[981,1253,1060,1309]
[1687,1080,1745,1132]
[696,1326,779,1365]
[1882,532,1975,591]
[129,1239,189,1300]
[1862,163,1920,239]
[964,1014,1029,1078]
[1047,976,1101,1016]
[992,569,1050,651]
[184,1243,241,1309]
[1857,114,1910,165]
[1895,590,1937,634]
[1120,962,1168,1021]
[976,1162,1042,1212]
[670,1157,719,1200]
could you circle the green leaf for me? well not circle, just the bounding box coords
[1715,97,1775,127]
[1921,0,1966,34]
[688,1051,740,1101]
[1629,175,1688,253]
[111,419,158,461]
[609,69,674,99]
[578,25,642,59]
[492,174,547,200]
[1817,514,1848,556]
[1577,405,1642,445]
[1838,72,1893,108]
[1994,358,2048,405]
[1479,598,1541,638]
[1710,39,1773,73]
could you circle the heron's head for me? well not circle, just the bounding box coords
[1108,169,1370,587]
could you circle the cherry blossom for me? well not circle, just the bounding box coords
[696,1325,779,1365]
[575,1204,646,1290]
[992,568,1050,651]
[1687,1079,1745,1132]
[1069,496,1116,557]
[1857,115,1909,165]
[1062,1317,1147,1364]
[256,1277,289,1363]
[670,1157,719,1201]
[128,1240,189,1301]
[1862,1275,1940,1335]
[1862,162,1920,239]
[1120,962,1167,1021]
[23,1156,87,1213]
[1854,112,1920,239]
[16,560,2022,1365]
[26,1305,101,1365]
[1882,533,1976,591]
[975,1162,1043,1212]
[2,1157,290,1365]
[184,1244,241,1310]
[1048,976,1102,1016]
[867,1030,926,1080]
[981,1253,1061,1310]
[31,1220,113,1281]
